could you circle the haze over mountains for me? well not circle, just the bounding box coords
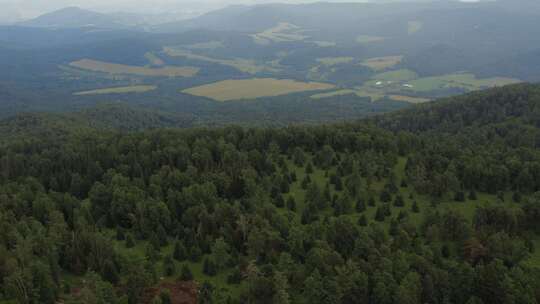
[0,0,539,125]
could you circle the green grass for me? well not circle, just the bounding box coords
[407,73,520,92]
[373,69,418,82]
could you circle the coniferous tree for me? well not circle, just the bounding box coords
[173,241,187,261]
[286,196,297,211]
[180,265,193,281]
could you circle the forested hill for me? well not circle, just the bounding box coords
[0,104,193,141]
[0,84,540,303]
[374,83,540,134]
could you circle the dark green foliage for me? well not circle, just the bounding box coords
[189,246,202,263]
[393,195,405,207]
[356,199,366,213]
[286,196,297,211]
[160,290,172,304]
[126,234,135,248]
[0,84,539,304]
[412,201,420,213]
[180,265,193,281]
[163,255,176,277]
[173,241,187,261]
[455,191,466,202]
[358,215,368,227]
[380,190,392,203]
[203,258,217,276]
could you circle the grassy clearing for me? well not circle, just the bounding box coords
[251,22,308,45]
[356,35,386,44]
[163,47,278,74]
[70,59,199,77]
[361,56,403,71]
[407,73,521,92]
[408,21,423,34]
[183,78,335,101]
[317,57,354,66]
[74,85,157,96]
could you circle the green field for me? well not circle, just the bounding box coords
[373,69,418,82]
[70,59,199,77]
[74,85,157,96]
[163,47,278,74]
[183,78,335,101]
[317,57,354,66]
[407,73,521,92]
[361,56,403,71]
[356,35,386,44]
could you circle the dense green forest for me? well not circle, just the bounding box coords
[0,84,540,303]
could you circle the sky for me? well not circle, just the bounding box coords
[0,0,371,22]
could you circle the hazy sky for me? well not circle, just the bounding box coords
[0,0,371,21]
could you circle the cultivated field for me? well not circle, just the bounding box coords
[356,35,386,44]
[183,78,335,101]
[74,85,157,96]
[388,95,431,103]
[163,47,278,74]
[373,69,418,82]
[361,56,403,71]
[70,59,199,77]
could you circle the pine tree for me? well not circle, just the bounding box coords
[180,265,193,281]
[375,207,386,222]
[356,199,366,213]
[393,195,405,207]
[203,258,217,276]
[286,196,296,211]
[412,201,420,213]
[468,190,477,200]
[160,290,172,304]
[103,260,119,284]
[173,241,187,261]
[163,255,176,277]
[358,214,368,227]
[126,234,135,248]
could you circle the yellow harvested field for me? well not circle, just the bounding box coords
[183,78,335,101]
[74,85,157,96]
[389,95,431,104]
[70,59,199,77]
[361,56,403,71]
